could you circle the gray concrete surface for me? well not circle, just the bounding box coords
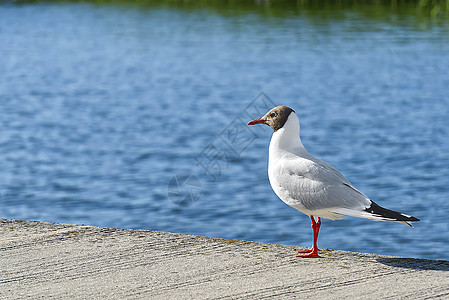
[0,219,448,299]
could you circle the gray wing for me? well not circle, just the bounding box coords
[276,155,371,212]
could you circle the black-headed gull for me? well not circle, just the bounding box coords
[248,105,419,257]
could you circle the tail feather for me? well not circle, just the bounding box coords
[365,201,419,223]
[332,201,420,226]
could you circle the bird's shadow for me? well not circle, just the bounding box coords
[376,257,449,271]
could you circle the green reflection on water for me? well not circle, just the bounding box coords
[7,0,449,22]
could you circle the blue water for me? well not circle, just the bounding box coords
[1,3,449,260]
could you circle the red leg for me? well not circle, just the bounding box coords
[295,216,321,257]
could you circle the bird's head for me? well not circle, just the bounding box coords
[247,105,295,131]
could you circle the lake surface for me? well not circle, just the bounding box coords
[1,1,449,260]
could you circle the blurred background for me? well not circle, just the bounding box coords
[1,0,448,260]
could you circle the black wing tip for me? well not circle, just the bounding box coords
[365,201,420,222]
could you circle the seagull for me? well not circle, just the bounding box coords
[248,105,419,257]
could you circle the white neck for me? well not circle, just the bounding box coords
[269,112,306,156]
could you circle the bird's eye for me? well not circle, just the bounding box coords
[270,112,278,118]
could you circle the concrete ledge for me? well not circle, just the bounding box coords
[1,219,448,299]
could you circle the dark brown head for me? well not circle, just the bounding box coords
[247,106,295,131]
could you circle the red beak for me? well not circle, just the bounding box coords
[247,118,266,125]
